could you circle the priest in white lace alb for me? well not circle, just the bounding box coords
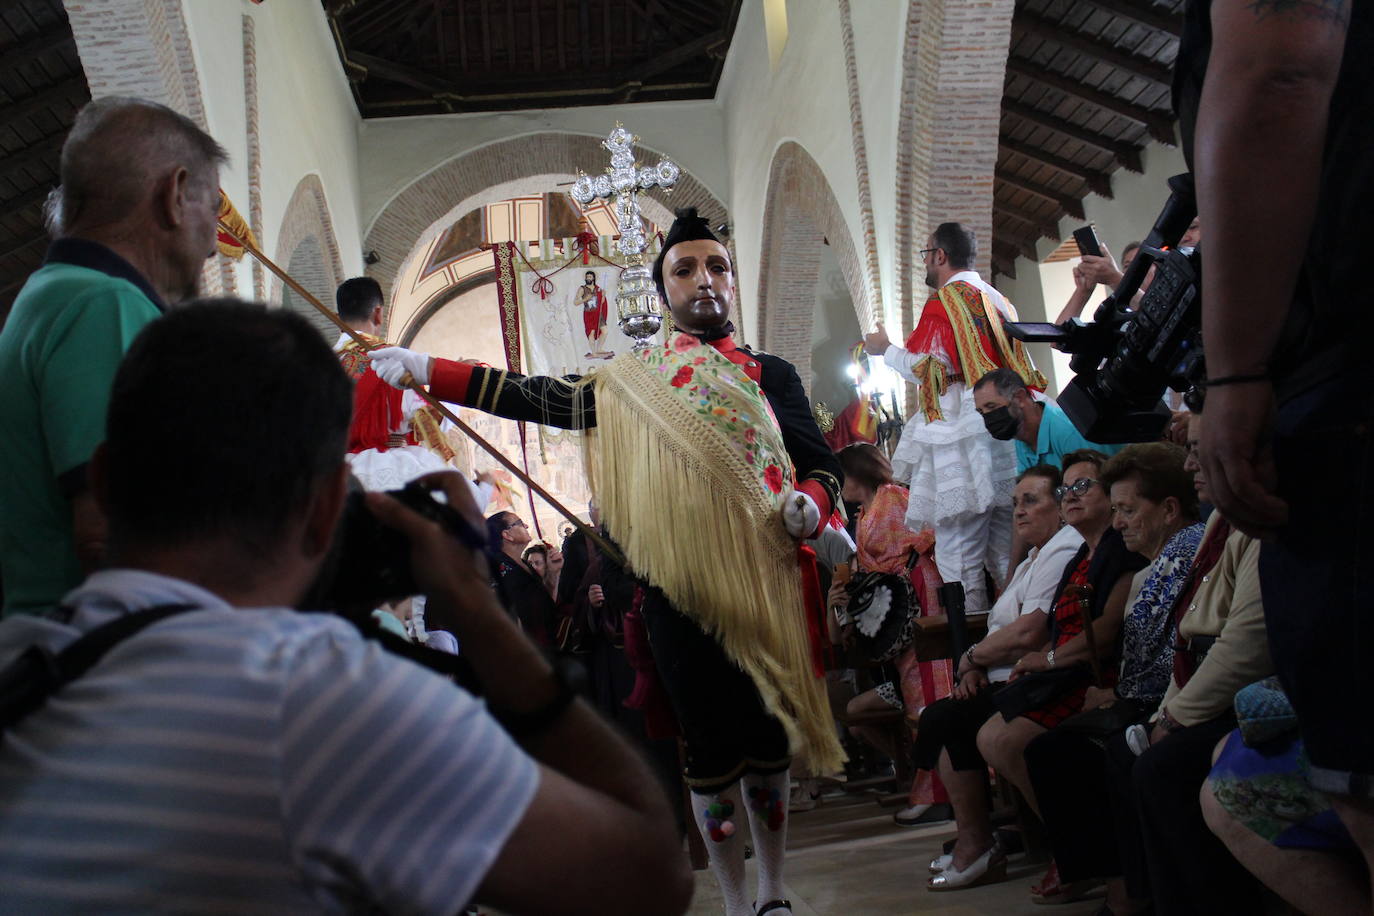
[863,223,1047,613]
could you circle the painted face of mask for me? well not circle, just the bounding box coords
[982,405,1019,440]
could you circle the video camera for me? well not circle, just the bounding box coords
[1005,173,1202,443]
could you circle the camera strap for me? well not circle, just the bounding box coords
[0,604,484,734]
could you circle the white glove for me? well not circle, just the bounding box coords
[782,490,821,539]
[369,346,432,388]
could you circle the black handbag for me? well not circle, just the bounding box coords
[991,664,1090,720]
[846,551,921,663]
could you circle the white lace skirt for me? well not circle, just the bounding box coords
[346,445,453,492]
[890,384,1017,529]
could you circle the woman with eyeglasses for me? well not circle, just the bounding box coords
[1018,442,1204,914]
[973,449,1150,903]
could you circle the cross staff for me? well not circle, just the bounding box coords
[218,218,627,568]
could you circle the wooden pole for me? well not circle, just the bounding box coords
[220,219,626,567]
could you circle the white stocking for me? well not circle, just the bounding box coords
[690,784,749,916]
[741,769,791,911]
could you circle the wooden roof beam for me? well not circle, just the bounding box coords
[999,136,1115,198]
[1014,8,1173,87]
[0,22,76,73]
[995,166,1086,220]
[998,200,1062,242]
[0,78,88,133]
[1079,0,1182,37]
[1004,100,1144,173]
[991,239,1027,275]
[1006,58,1176,146]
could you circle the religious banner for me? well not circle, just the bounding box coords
[491,234,664,379]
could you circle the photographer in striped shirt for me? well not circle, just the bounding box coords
[0,301,691,916]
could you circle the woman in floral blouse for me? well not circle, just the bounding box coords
[830,443,952,824]
[1021,442,1204,911]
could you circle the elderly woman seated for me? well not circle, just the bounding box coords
[917,464,1085,890]
[1099,404,1275,915]
[979,442,1204,906]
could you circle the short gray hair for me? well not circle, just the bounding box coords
[59,96,228,232]
[974,367,1026,401]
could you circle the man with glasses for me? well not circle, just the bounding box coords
[862,223,1048,613]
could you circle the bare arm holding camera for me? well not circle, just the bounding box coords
[1196,0,1348,538]
[366,473,692,916]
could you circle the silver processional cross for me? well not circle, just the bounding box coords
[569,124,680,348]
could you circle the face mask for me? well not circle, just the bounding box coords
[982,405,1019,440]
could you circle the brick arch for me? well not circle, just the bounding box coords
[756,141,869,390]
[272,174,344,308]
[363,131,728,304]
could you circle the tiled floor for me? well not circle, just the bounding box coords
[686,791,1103,915]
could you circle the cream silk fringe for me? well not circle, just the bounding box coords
[584,353,846,776]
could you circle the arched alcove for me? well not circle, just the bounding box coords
[756,141,870,390]
[272,174,344,312]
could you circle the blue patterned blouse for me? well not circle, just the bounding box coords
[1116,522,1206,703]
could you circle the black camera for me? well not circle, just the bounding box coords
[305,479,485,613]
[1006,173,1202,443]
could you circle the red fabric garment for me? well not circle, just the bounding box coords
[581,285,609,339]
[901,281,1008,382]
[338,344,406,454]
[621,588,680,740]
[429,357,477,404]
[853,486,953,796]
[1171,517,1234,687]
[823,397,878,451]
[797,543,827,678]
[1023,556,1115,729]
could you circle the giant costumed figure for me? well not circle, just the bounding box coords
[371,207,844,916]
[864,223,1047,614]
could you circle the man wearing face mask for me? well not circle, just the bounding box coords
[973,368,1122,473]
[369,208,843,916]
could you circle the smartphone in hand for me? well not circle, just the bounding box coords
[1072,225,1103,258]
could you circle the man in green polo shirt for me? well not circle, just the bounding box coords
[973,367,1124,473]
[0,97,226,616]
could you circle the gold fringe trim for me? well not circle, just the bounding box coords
[584,354,846,777]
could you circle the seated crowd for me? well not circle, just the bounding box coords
[818,364,1367,915]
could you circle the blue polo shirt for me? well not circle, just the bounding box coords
[1015,400,1124,472]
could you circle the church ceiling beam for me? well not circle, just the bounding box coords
[1013,9,1173,87]
[1006,58,1176,147]
[1003,100,1144,173]
[0,78,87,133]
[529,0,542,72]
[555,0,566,69]
[1078,0,1183,36]
[995,166,1086,221]
[577,0,591,70]
[990,244,1019,279]
[349,50,456,95]
[0,185,54,225]
[0,132,63,184]
[0,231,47,263]
[999,200,1062,242]
[0,22,75,73]
[624,30,724,81]
[999,137,1115,198]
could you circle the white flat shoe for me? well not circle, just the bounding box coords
[927,847,1007,891]
[929,853,953,874]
